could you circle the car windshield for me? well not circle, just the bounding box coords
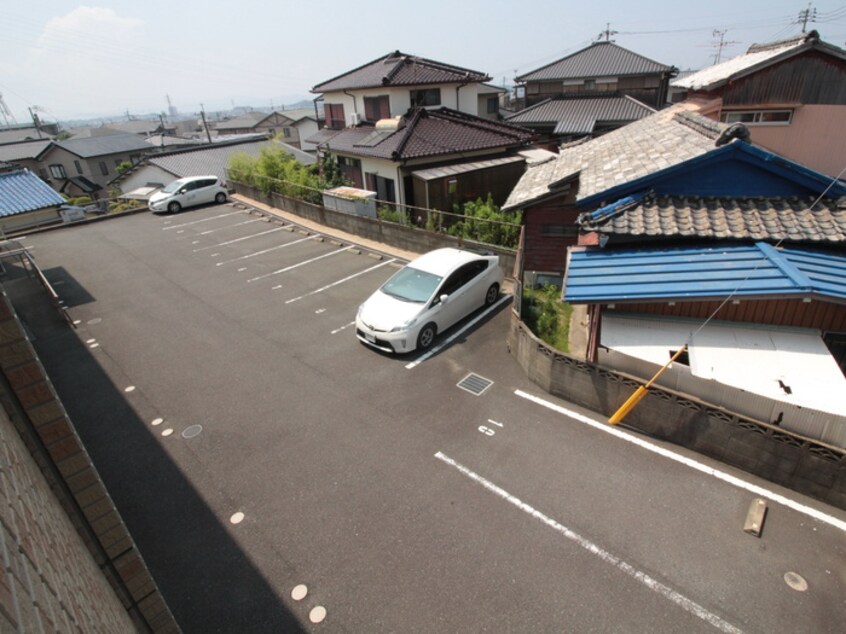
[161,180,187,194]
[380,266,442,303]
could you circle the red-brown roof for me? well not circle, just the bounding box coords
[312,51,490,93]
[317,108,534,161]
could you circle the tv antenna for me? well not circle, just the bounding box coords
[597,23,618,42]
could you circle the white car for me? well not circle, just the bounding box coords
[148,176,227,213]
[356,248,504,353]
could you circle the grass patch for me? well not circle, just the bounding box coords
[522,284,573,352]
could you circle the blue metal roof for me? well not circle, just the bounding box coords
[564,242,846,304]
[0,169,66,216]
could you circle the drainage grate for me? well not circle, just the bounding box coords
[457,373,493,396]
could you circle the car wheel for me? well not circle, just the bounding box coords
[215,192,227,204]
[167,201,182,213]
[417,323,437,350]
[484,283,500,307]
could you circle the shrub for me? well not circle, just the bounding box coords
[227,147,349,203]
[446,195,521,249]
[522,284,572,351]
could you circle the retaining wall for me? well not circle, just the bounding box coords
[232,182,517,273]
[507,313,846,509]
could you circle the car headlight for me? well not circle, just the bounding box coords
[390,317,417,333]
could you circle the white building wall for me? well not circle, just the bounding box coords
[116,164,177,193]
[322,82,482,123]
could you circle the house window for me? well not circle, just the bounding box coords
[365,173,396,203]
[447,179,458,194]
[720,110,793,125]
[38,168,49,180]
[410,88,441,108]
[337,156,362,188]
[74,160,83,175]
[49,164,66,179]
[486,97,499,115]
[283,127,291,138]
[326,103,346,130]
[99,161,109,176]
[364,95,390,122]
[584,79,596,90]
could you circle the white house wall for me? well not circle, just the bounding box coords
[296,119,320,152]
[117,164,178,194]
[322,83,482,121]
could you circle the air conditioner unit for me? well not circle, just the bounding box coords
[348,112,363,126]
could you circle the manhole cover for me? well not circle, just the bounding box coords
[784,572,808,592]
[182,425,203,439]
[457,373,493,396]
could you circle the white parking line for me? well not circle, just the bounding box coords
[198,218,262,235]
[405,294,511,369]
[285,259,397,304]
[162,210,243,229]
[215,235,318,266]
[514,390,846,533]
[247,245,354,283]
[434,452,744,634]
[331,321,355,335]
[193,225,290,252]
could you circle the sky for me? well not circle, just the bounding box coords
[1,1,844,124]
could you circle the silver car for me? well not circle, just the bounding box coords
[356,248,503,353]
[148,176,227,213]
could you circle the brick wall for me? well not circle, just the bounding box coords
[0,291,179,632]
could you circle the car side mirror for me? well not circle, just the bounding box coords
[439,294,449,305]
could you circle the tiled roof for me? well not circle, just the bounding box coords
[312,51,490,92]
[504,102,726,210]
[582,193,846,243]
[52,133,151,158]
[105,120,164,135]
[564,242,846,304]
[0,140,52,162]
[317,107,534,161]
[143,138,314,183]
[0,126,53,144]
[506,95,655,135]
[0,169,65,215]
[516,41,673,82]
[672,30,845,91]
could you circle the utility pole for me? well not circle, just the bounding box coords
[200,104,212,144]
[711,29,740,64]
[798,3,816,33]
[158,113,167,148]
[597,23,618,42]
[28,107,43,139]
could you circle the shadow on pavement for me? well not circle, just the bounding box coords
[3,275,306,633]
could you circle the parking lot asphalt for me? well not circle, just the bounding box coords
[11,203,846,633]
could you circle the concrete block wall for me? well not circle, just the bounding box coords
[233,182,518,274]
[507,313,846,510]
[0,291,179,632]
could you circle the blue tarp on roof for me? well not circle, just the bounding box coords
[0,169,65,216]
[564,242,846,304]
